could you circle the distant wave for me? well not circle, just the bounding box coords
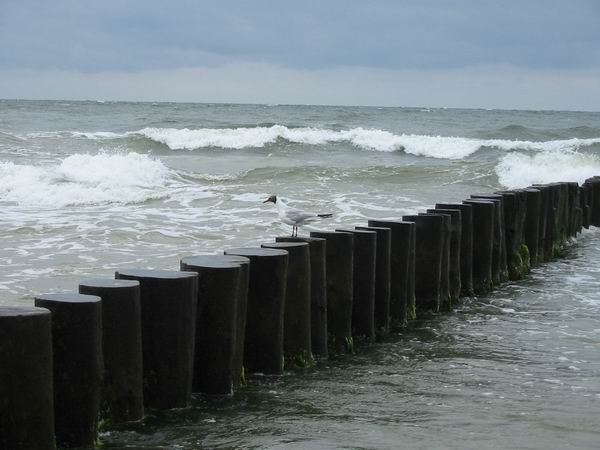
[134,126,600,159]
[476,124,600,140]
[0,152,170,207]
[18,125,600,160]
[496,150,600,189]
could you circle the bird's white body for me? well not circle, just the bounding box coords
[264,195,332,237]
[276,198,320,226]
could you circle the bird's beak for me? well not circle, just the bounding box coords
[263,198,270,203]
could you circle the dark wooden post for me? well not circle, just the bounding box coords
[262,242,313,368]
[367,220,415,324]
[34,294,103,449]
[402,215,444,315]
[180,257,242,394]
[224,248,288,374]
[0,306,55,450]
[356,226,391,337]
[436,203,474,297]
[115,269,198,409]
[429,208,462,305]
[462,200,494,293]
[310,231,354,352]
[276,236,328,359]
[336,228,377,340]
[78,279,143,423]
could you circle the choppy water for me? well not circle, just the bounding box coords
[1,100,599,449]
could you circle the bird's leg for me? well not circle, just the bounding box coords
[291,226,295,237]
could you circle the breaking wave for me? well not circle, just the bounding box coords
[496,150,600,189]
[0,152,171,207]
[56,125,600,160]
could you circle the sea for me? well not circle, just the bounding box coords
[1,100,599,449]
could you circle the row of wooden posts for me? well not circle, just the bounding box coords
[2,177,600,449]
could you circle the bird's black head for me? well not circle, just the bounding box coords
[263,195,277,204]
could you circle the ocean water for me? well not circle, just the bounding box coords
[1,100,599,449]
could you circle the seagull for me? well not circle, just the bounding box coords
[263,195,333,237]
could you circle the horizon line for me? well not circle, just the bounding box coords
[2,97,598,115]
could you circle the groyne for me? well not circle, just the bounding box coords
[0,178,597,449]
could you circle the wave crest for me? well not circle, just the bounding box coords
[0,152,170,207]
[496,150,600,188]
[22,125,600,160]
[131,126,600,159]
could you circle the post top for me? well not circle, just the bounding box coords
[335,228,377,235]
[431,208,462,216]
[423,211,452,216]
[79,278,140,289]
[225,247,288,258]
[403,214,443,222]
[181,255,249,269]
[0,306,51,318]
[435,202,471,209]
[276,236,326,243]
[262,242,309,249]
[471,193,503,200]
[356,225,391,232]
[35,293,101,304]
[367,220,415,232]
[463,199,494,205]
[116,269,198,280]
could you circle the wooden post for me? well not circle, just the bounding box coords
[276,236,328,359]
[78,279,144,423]
[0,306,55,450]
[402,215,444,315]
[436,203,474,297]
[309,231,354,352]
[356,226,391,337]
[224,248,288,374]
[115,269,198,409]
[180,257,242,394]
[262,242,313,368]
[34,294,103,449]
[336,228,377,340]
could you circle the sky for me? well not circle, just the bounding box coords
[1,0,599,110]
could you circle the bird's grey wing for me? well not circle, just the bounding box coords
[285,208,317,223]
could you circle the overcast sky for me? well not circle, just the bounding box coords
[1,0,599,110]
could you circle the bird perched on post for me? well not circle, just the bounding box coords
[263,195,333,237]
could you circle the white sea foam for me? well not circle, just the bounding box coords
[495,150,600,188]
[132,126,600,159]
[133,126,485,158]
[71,131,123,139]
[27,125,600,159]
[0,152,170,206]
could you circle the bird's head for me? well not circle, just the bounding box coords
[263,194,277,204]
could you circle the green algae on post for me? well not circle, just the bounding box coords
[356,226,392,338]
[224,248,288,375]
[277,236,329,359]
[78,279,144,424]
[367,220,415,327]
[262,241,313,369]
[310,231,354,354]
[336,228,377,340]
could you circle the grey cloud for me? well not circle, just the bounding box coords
[1,0,599,72]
